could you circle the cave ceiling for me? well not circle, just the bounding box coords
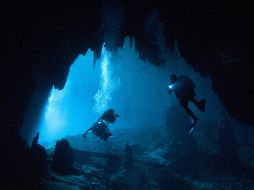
[1,0,254,131]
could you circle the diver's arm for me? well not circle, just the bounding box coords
[97,116,102,122]
[83,127,92,138]
[167,83,174,94]
[167,87,172,94]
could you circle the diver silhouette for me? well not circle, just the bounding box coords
[83,108,120,141]
[83,121,112,141]
[167,74,206,133]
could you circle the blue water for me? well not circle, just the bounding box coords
[34,37,224,145]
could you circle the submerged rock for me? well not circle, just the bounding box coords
[52,139,74,173]
[109,170,129,190]
[156,169,194,190]
[41,170,92,190]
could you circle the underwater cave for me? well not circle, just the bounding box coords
[1,1,254,189]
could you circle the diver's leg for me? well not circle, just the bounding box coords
[180,99,198,123]
[190,97,206,112]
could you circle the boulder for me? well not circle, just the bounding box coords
[52,139,74,173]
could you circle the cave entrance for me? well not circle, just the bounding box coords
[37,44,118,144]
[22,37,178,146]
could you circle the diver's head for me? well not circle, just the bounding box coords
[170,74,177,82]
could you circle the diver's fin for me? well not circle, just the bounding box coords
[189,126,195,135]
[189,118,198,134]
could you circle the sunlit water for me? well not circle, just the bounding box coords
[27,37,224,146]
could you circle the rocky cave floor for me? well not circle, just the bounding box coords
[40,128,254,190]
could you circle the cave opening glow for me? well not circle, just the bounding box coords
[22,36,224,148]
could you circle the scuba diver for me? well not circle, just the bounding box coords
[167,74,206,133]
[83,121,113,141]
[83,108,120,141]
